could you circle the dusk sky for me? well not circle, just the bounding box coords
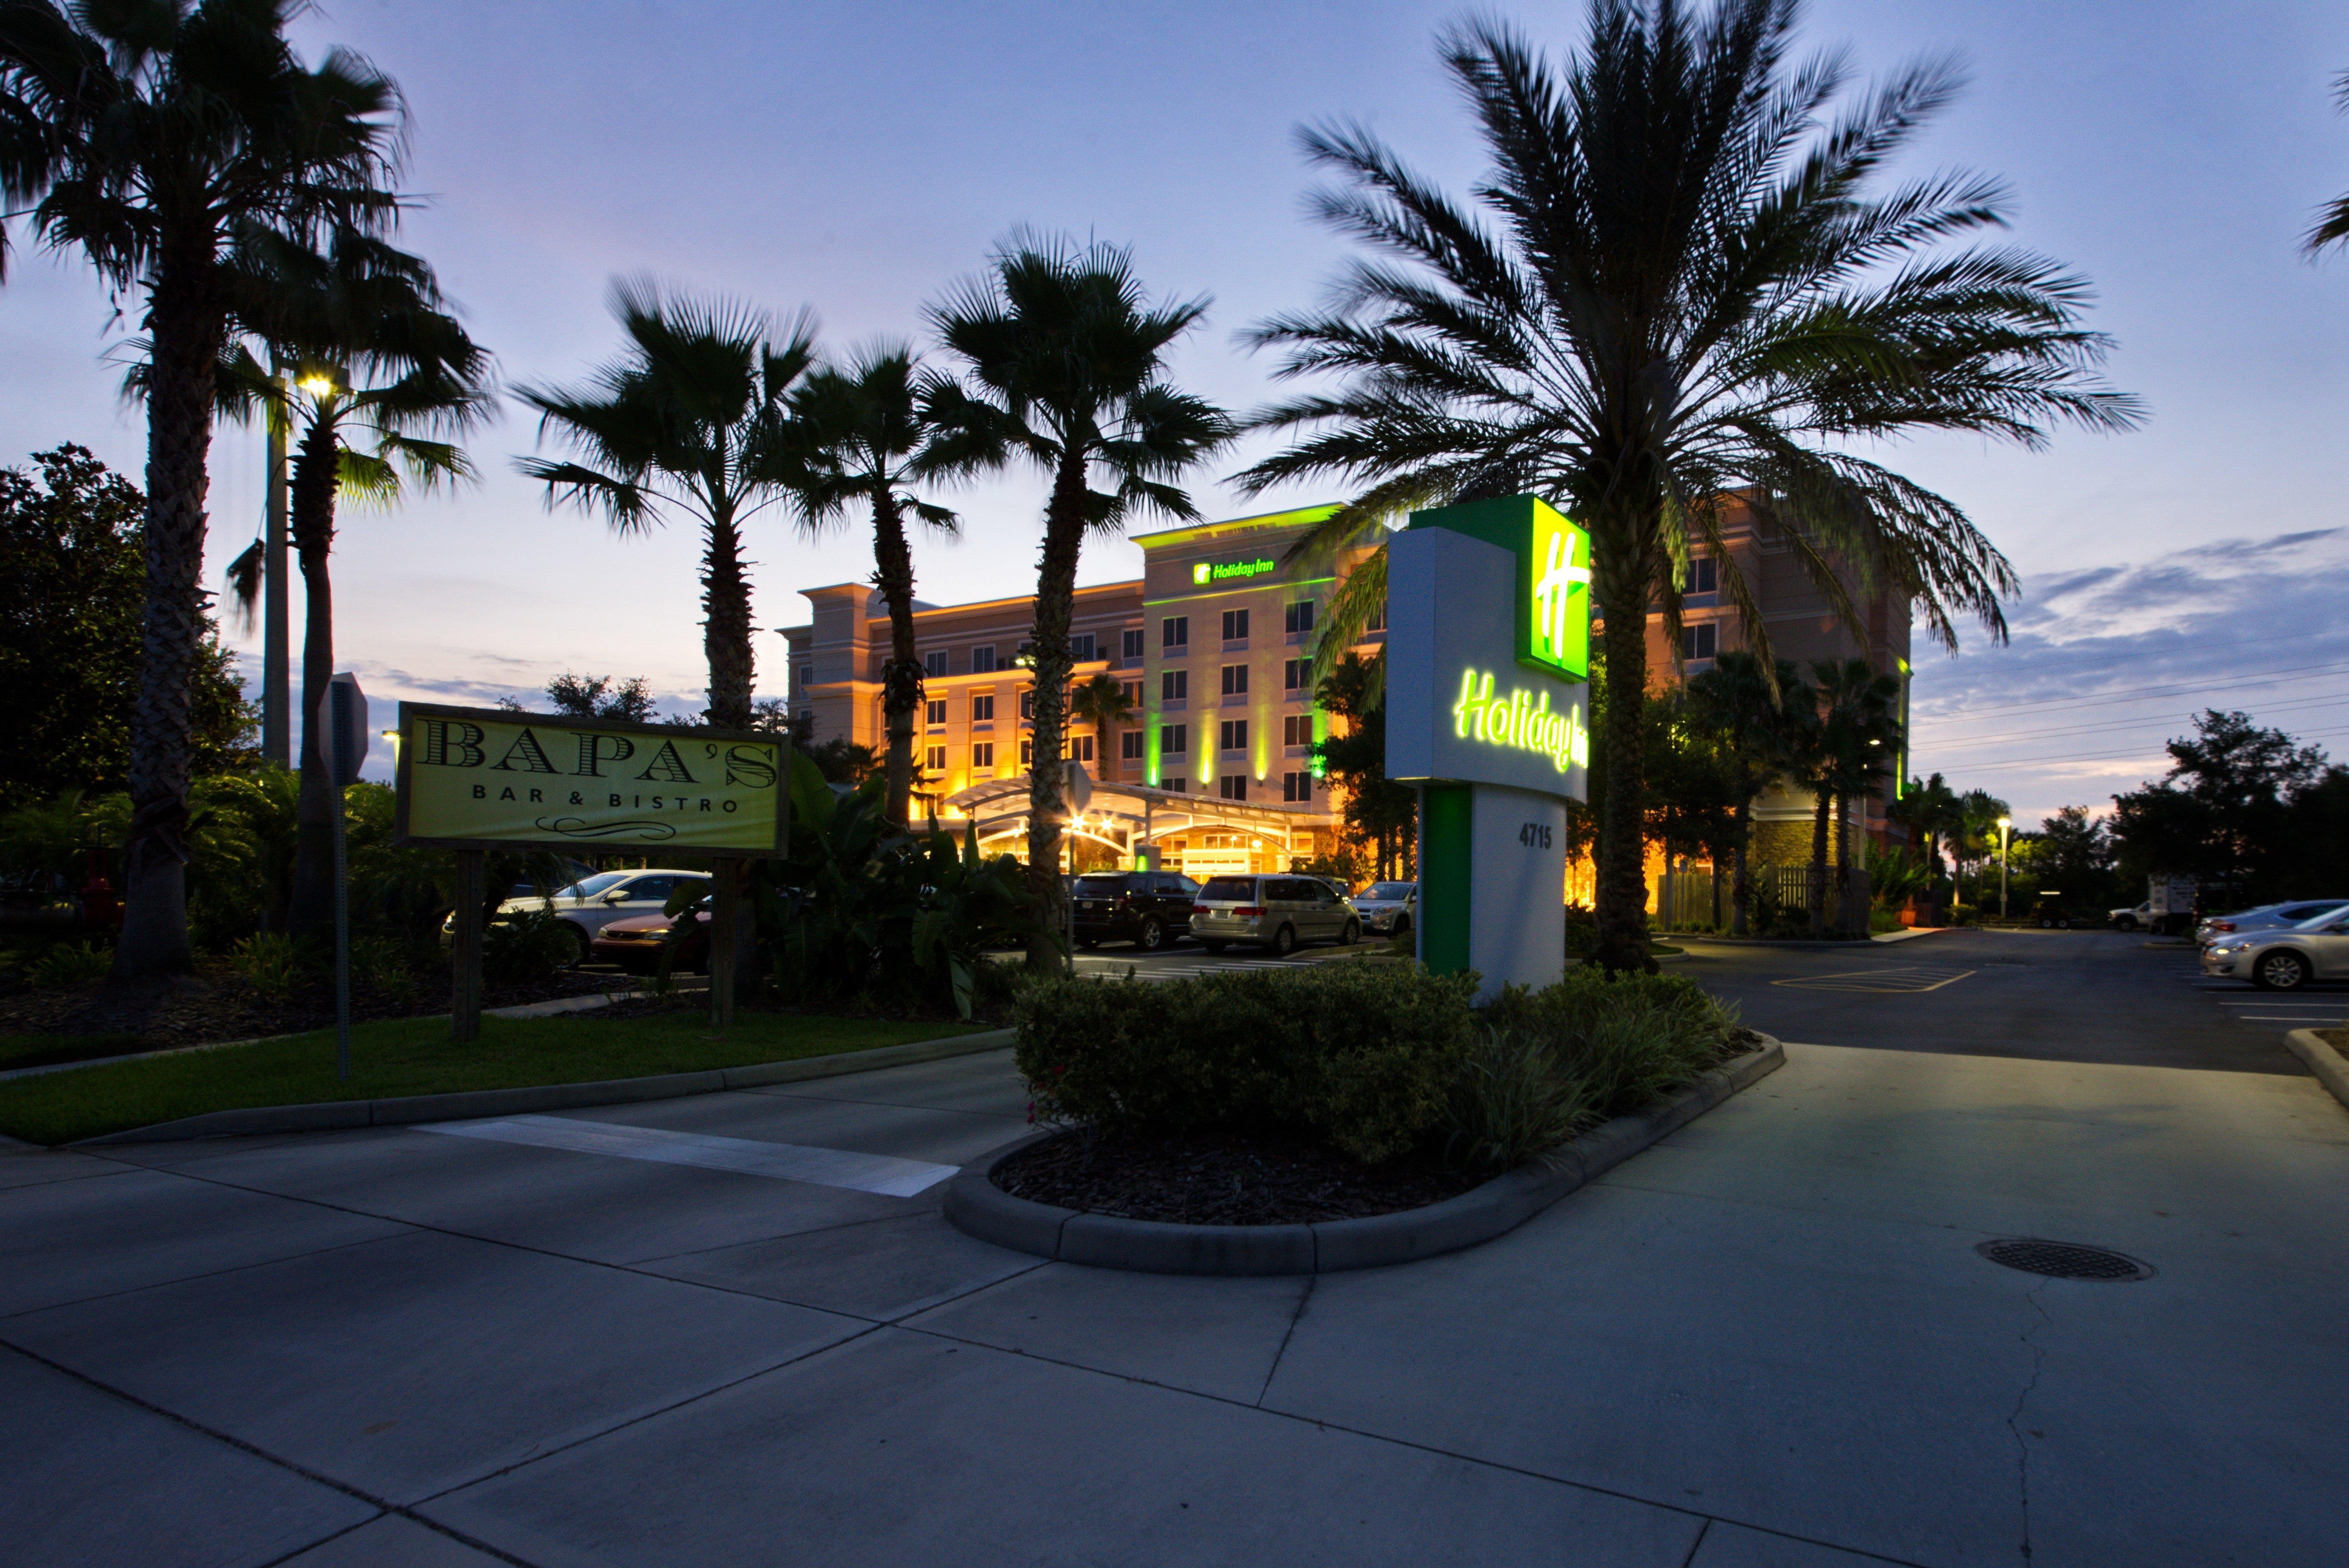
[4,0,2346,825]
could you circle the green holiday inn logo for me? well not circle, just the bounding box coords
[1191,558,1274,586]
[1406,494,1590,680]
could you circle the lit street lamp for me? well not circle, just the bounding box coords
[1997,816,2013,921]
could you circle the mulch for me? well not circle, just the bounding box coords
[992,1125,1491,1226]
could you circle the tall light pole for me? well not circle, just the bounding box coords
[1997,815,2012,921]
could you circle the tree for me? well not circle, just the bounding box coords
[1804,659,1903,930]
[1311,653,1417,880]
[1684,652,1804,933]
[791,346,959,825]
[2,0,408,975]
[501,673,660,723]
[921,236,1232,966]
[1068,673,1135,783]
[2307,69,2349,256]
[1887,770,1960,877]
[2111,710,2331,907]
[0,446,251,810]
[1232,4,2137,970]
[1643,696,1741,929]
[1952,787,2010,905]
[2033,805,2113,907]
[519,277,816,730]
[223,231,489,942]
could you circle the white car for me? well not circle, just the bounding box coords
[2202,908,2349,991]
[443,869,714,964]
[1351,881,1419,938]
[2196,899,2349,949]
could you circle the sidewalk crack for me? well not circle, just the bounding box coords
[2005,1278,2051,1564]
[1256,1275,1315,1408]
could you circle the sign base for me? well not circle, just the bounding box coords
[1417,783,1567,1003]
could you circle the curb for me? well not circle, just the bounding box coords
[2286,1028,2349,1114]
[943,1036,1787,1276]
[1680,936,1882,951]
[69,1027,1017,1146]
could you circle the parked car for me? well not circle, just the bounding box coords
[2196,899,2349,949]
[1190,874,1361,956]
[1351,881,1419,938]
[590,898,711,974]
[2108,900,2152,932]
[442,868,715,964]
[1071,871,1201,951]
[2201,907,2349,991]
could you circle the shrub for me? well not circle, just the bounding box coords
[1482,967,1736,1122]
[482,907,576,984]
[1443,1024,1592,1170]
[26,940,111,989]
[228,933,303,999]
[1014,963,1480,1163]
[350,936,419,1005]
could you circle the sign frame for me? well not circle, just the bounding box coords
[1404,494,1590,680]
[391,702,791,859]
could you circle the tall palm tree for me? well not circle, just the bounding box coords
[1684,651,1803,934]
[1955,787,2009,906]
[1805,658,1903,931]
[223,230,490,940]
[1,0,405,976]
[2307,69,2349,256]
[1069,673,1136,782]
[790,345,958,826]
[519,277,816,729]
[920,236,1232,967]
[1886,769,1958,877]
[1231,4,2139,971]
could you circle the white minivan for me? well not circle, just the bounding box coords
[443,869,714,964]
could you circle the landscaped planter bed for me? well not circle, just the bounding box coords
[993,1125,1489,1226]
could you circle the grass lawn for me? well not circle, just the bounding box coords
[0,1034,148,1073]
[0,1009,996,1147]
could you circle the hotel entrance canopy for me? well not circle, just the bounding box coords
[938,777,1315,873]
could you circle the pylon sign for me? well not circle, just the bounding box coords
[1386,496,1591,999]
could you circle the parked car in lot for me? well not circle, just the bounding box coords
[1351,881,1418,938]
[2202,907,2349,990]
[443,868,715,964]
[1190,874,1361,956]
[590,897,711,974]
[2195,899,2349,948]
[1071,871,1201,950]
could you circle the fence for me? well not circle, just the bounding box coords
[1656,862,1872,933]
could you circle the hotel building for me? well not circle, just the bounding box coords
[783,493,1907,892]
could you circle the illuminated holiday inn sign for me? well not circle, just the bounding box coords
[1404,494,1589,679]
[393,704,787,856]
[1190,557,1276,586]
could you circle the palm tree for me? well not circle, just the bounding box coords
[1955,787,2010,907]
[920,236,1232,967]
[519,277,816,729]
[224,231,490,940]
[790,346,958,826]
[1887,770,1959,878]
[1684,651,1804,935]
[1231,5,2139,970]
[1805,658,1903,931]
[1,0,406,976]
[1069,673,1136,782]
[2307,69,2349,255]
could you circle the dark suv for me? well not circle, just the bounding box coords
[1072,871,1201,951]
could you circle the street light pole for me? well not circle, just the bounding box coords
[1997,815,2012,922]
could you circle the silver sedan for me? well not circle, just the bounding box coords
[2202,908,2349,990]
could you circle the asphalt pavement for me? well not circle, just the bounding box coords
[4,928,2344,1567]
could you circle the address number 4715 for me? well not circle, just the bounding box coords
[1518,821,1553,849]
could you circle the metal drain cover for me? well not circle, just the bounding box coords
[1976,1238,2153,1281]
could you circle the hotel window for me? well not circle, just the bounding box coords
[971,692,994,723]
[1283,659,1308,692]
[1364,603,1385,632]
[1160,723,1188,756]
[1071,632,1096,662]
[1283,715,1312,748]
[925,699,947,727]
[797,664,814,691]
[1220,719,1247,753]
[1284,600,1315,635]
[1221,608,1249,642]
[1682,622,1717,661]
[1119,679,1140,706]
[1164,777,1188,793]
[1122,730,1144,761]
[1162,615,1188,649]
[1221,664,1247,697]
[1283,772,1312,803]
[924,650,948,677]
[1122,628,1145,661]
[1020,689,1035,720]
[925,745,946,772]
[1219,776,1248,802]
[1020,739,1033,766]
[1069,734,1094,762]
[1161,669,1187,702]
[971,741,994,768]
[1689,555,1718,594]
[972,645,998,673]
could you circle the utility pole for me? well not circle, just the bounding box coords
[261,366,292,769]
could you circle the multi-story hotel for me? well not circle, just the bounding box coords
[782,493,1907,891]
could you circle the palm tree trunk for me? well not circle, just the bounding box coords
[1832,790,1853,932]
[1593,567,1651,973]
[871,490,920,826]
[1808,786,1830,936]
[702,505,754,729]
[113,265,226,979]
[1024,448,1088,969]
[287,417,342,942]
[1731,790,1751,937]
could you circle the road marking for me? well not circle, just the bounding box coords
[1772,966,1977,994]
[415,1115,959,1197]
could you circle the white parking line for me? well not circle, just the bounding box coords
[416,1115,959,1197]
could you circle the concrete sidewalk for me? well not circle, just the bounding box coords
[5,1038,2345,1566]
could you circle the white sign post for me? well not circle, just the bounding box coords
[1385,498,1590,1000]
[315,673,368,1080]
